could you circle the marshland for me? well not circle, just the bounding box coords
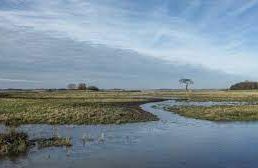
[2,89,258,167]
[3,0,258,167]
[2,89,258,126]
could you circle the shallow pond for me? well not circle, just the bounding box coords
[1,100,258,168]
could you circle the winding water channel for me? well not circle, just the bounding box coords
[1,100,258,168]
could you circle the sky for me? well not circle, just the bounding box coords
[0,0,257,89]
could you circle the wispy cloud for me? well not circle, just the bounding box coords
[0,78,41,83]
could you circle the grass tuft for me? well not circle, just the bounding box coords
[0,131,29,156]
[36,137,72,148]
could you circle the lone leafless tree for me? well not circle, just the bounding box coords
[179,78,194,92]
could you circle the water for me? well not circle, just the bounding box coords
[1,100,258,168]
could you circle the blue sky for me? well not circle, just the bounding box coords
[0,0,257,89]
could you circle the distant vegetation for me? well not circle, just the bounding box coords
[67,83,77,90]
[77,83,87,90]
[67,83,99,91]
[87,86,99,91]
[179,78,194,91]
[230,81,258,90]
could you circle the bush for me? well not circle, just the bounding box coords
[230,81,258,90]
[87,86,99,91]
[77,83,87,90]
[67,83,77,90]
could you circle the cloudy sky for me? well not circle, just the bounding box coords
[0,0,257,89]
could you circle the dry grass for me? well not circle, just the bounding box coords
[2,90,258,124]
[0,90,162,125]
[0,99,159,125]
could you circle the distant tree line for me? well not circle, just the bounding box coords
[67,83,99,91]
[230,81,258,90]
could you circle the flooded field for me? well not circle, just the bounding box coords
[1,100,258,168]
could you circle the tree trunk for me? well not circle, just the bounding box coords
[185,84,189,92]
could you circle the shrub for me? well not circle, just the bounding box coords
[67,83,77,90]
[87,86,99,91]
[230,81,258,90]
[77,83,87,90]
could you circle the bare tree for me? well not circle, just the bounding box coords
[67,83,77,90]
[77,83,87,90]
[179,78,194,92]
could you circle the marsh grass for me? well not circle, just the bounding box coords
[0,131,29,156]
[0,97,158,125]
[36,137,72,148]
[0,130,73,157]
[167,105,258,121]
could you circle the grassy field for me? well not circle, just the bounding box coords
[1,89,258,125]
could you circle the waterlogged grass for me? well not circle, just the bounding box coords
[0,131,29,156]
[0,130,72,157]
[159,90,258,121]
[37,137,72,148]
[166,105,258,121]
